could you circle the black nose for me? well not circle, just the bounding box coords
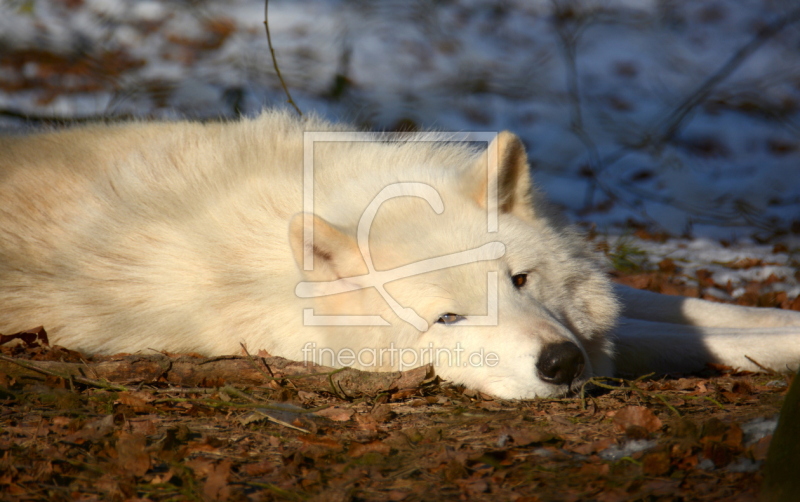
[536,342,585,385]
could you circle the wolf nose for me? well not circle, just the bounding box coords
[536,342,585,385]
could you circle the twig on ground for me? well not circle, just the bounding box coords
[654,394,681,417]
[222,385,262,403]
[240,342,279,383]
[253,409,311,433]
[745,355,777,374]
[683,395,725,410]
[579,373,655,410]
[0,354,131,392]
[328,368,350,400]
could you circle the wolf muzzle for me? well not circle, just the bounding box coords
[536,341,585,386]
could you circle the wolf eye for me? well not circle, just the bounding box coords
[511,273,528,288]
[436,313,465,325]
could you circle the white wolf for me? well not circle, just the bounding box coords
[0,110,798,399]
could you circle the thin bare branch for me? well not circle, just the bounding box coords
[555,6,800,227]
[551,1,603,208]
[650,7,800,144]
[264,0,303,116]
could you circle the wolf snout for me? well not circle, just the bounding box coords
[536,341,585,386]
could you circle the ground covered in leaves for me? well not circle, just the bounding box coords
[0,334,792,502]
[1,238,798,502]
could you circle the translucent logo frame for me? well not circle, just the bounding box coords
[296,131,503,330]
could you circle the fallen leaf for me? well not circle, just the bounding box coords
[642,450,671,475]
[580,463,610,476]
[354,412,379,431]
[348,440,390,458]
[701,418,743,448]
[390,364,434,391]
[369,404,395,422]
[298,435,343,450]
[64,413,124,444]
[116,432,150,477]
[241,460,275,476]
[314,406,354,422]
[497,427,557,447]
[455,478,489,494]
[390,388,420,401]
[116,391,155,413]
[752,435,772,461]
[657,258,676,273]
[613,406,663,433]
[203,459,232,501]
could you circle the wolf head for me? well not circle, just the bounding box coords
[288,131,619,399]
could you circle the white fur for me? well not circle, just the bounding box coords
[0,110,797,399]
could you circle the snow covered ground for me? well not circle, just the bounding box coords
[0,0,798,293]
[600,234,800,301]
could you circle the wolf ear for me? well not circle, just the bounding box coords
[288,213,367,281]
[464,131,535,220]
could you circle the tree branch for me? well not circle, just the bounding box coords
[264,0,303,116]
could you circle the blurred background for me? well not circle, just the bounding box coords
[1,0,799,240]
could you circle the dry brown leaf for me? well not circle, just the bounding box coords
[390,364,434,390]
[186,457,214,476]
[369,404,395,422]
[642,450,671,476]
[313,406,354,422]
[64,413,123,444]
[390,388,420,400]
[657,258,676,273]
[348,440,391,458]
[241,460,275,477]
[203,459,232,501]
[298,435,343,450]
[116,391,155,412]
[579,463,610,476]
[752,435,772,461]
[127,417,158,436]
[115,432,150,477]
[498,427,557,447]
[613,406,663,433]
[354,412,379,432]
[455,478,489,495]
